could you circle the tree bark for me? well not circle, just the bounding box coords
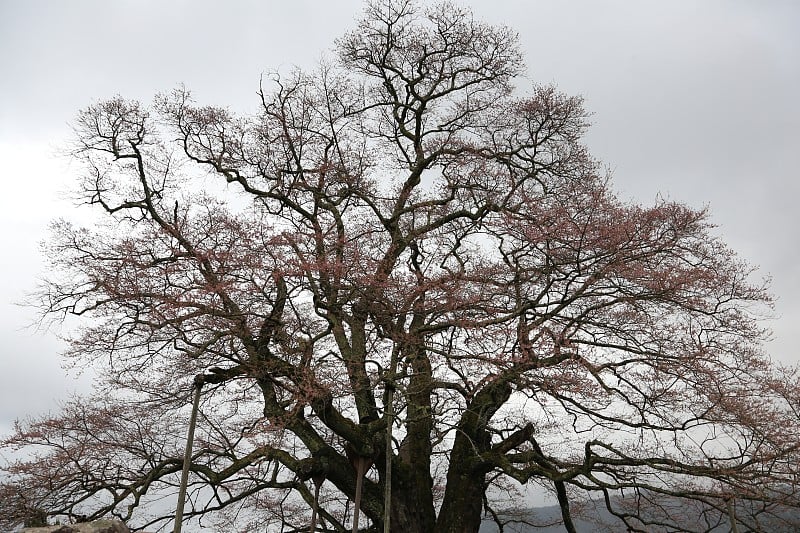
[436,431,488,533]
[436,380,513,532]
[555,480,577,533]
[385,459,437,532]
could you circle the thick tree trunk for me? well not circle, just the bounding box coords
[388,404,436,531]
[435,431,488,533]
[390,483,437,532]
[436,380,513,532]
[384,325,437,532]
[375,444,484,533]
[341,460,436,533]
[437,477,486,532]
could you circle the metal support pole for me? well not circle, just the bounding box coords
[382,346,398,533]
[352,460,365,533]
[174,375,204,533]
[309,475,325,533]
[726,497,740,533]
[383,382,394,533]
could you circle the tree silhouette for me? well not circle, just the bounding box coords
[2,1,799,532]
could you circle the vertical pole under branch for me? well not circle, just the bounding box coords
[309,475,325,533]
[352,460,366,533]
[383,346,398,533]
[175,375,204,533]
[727,497,740,533]
[383,383,394,533]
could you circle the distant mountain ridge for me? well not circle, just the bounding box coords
[480,494,800,532]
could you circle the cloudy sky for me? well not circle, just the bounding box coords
[1,0,798,439]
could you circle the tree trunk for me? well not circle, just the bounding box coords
[385,458,437,532]
[390,494,436,532]
[436,432,487,533]
[384,327,437,532]
[436,380,512,532]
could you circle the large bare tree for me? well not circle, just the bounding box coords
[3,1,799,531]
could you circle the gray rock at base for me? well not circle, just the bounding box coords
[21,519,131,533]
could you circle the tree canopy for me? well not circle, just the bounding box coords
[3,1,799,532]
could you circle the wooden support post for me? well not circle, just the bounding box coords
[309,474,325,533]
[174,375,204,533]
[383,382,394,533]
[726,497,740,533]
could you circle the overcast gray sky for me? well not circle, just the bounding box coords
[1,0,798,439]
